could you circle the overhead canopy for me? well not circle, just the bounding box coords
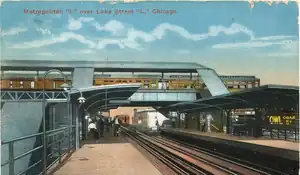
[69,84,141,113]
[159,85,299,113]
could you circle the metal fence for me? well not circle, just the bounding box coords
[1,126,75,175]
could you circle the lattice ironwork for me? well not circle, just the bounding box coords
[0,91,68,101]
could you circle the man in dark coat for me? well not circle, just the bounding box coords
[112,116,121,136]
[96,116,105,137]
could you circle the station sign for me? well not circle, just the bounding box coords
[265,113,299,128]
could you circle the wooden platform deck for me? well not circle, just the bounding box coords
[52,131,162,175]
[165,128,299,151]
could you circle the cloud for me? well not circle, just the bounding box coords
[67,17,94,30]
[1,27,27,36]
[212,34,297,49]
[78,49,95,54]
[266,52,298,57]
[212,34,298,58]
[93,20,126,36]
[265,40,298,57]
[36,28,52,35]
[121,22,254,44]
[174,49,191,55]
[10,32,95,49]
[8,20,297,53]
[36,52,56,56]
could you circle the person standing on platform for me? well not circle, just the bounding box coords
[105,117,110,132]
[201,116,206,132]
[155,116,160,130]
[88,120,99,141]
[206,114,214,132]
[97,116,105,137]
[112,116,121,136]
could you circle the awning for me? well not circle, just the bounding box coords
[158,85,299,113]
[69,84,141,113]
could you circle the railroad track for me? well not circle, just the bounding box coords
[156,136,287,175]
[121,127,277,175]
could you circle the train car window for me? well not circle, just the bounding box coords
[30,81,35,88]
[20,81,23,85]
[53,81,56,88]
[10,81,13,85]
[136,80,141,82]
[20,85,24,88]
[10,85,13,88]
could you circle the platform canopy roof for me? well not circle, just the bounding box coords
[158,85,299,113]
[1,60,209,73]
[69,83,141,113]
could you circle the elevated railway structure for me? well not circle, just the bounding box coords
[1,59,231,175]
[6,60,295,175]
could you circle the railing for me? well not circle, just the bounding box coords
[262,128,299,142]
[1,126,75,175]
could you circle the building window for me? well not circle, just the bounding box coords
[30,81,35,88]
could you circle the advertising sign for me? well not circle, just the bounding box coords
[265,113,299,128]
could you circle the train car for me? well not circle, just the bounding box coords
[116,114,130,125]
[133,109,168,130]
[0,72,260,92]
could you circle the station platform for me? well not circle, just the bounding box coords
[52,130,162,175]
[161,128,299,161]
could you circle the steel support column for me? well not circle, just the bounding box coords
[254,108,263,138]
[226,110,231,134]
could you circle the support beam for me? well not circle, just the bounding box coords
[72,68,94,88]
[226,110,231,134]
[197,69,229,96]
[254,108,263,138]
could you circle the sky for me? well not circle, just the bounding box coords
[0,1,299,85]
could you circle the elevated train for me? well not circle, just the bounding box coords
[0,73,260,92]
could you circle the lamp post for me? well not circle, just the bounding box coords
[42,69,69,175]
[64,88,85,150]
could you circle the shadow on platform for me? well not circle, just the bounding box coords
[82,130,129,145]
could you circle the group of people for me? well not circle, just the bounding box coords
[88,115,121,141]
